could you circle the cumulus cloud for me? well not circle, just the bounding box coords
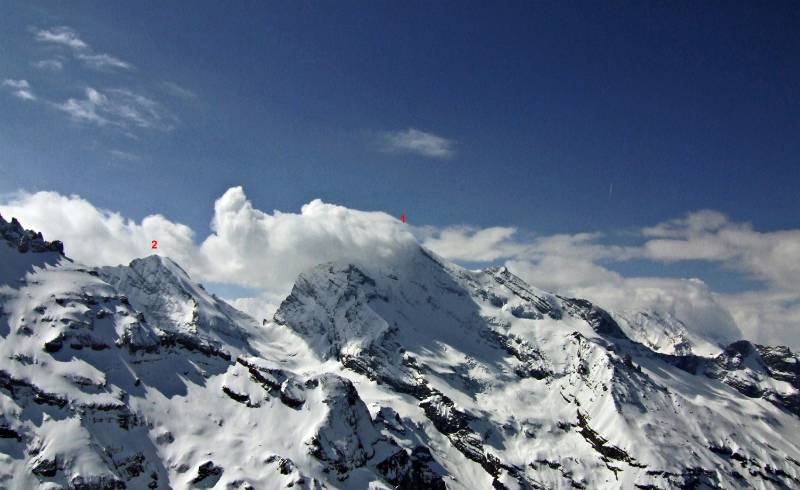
[0,191,198,270]
[198,187,417,291]
[55,87,175,131]
[378,128,455,159]
[0,187,415,301]
[2,79,36,101]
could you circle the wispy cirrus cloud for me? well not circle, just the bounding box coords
[109,149,141,161]
[160,81,197,100]
[16,25,178,135]
[2,79,36,101]
[378,128,456,159]
[33,25,133,72]
[75,53,133,71]
[34,26,88,50]
[55,87,175,131]
[32,58,64,71]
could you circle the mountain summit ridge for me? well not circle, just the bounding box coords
[0,216,798,489]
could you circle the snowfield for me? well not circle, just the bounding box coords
[1,213,798,489]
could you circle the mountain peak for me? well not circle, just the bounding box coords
[2,215,800,489]
[129,254,189,277]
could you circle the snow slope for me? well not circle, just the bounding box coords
[275,252,800,489]
[1,213,799,489]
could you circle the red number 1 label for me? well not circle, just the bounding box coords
[151,240,158,250]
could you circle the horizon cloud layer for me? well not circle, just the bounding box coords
[1,187,798,350]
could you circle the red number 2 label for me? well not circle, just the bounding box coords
[151,240,158,250]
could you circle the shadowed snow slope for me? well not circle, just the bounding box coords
[1,216,799,489]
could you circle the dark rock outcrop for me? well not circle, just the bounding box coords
[0,214,63,255]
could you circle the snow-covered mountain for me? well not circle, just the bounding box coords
[1,213,799,489]
[611,309,724,357]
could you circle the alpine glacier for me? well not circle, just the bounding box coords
[1,213,798,489]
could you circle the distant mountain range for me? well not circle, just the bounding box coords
[1,213,798,489]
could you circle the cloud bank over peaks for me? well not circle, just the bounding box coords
[2,188,797,349]
[0,187,417,317]
[198,186,418,290]
[422,212,800,350]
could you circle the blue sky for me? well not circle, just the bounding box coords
[2,2,799,347]
[3,1,798,233]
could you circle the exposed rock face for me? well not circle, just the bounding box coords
[0,213,63,255]
[303,373,445,486]
[756,344,800,389]
[705,340,800,416]
[306,374,382,476]
[190,461,223,487]
[279,378,306,408]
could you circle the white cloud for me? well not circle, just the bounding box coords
[642,209,730,237]
[720,290,800,348]
[423,213,800,349]
[160,81,197,99]
[34,26,89,51]
[640,211,800,289]
[55,87,175,131]
[506,255,741,345]
[0,188,416,301]
[20,26,173,141]
[109,149,140,161]
[2,190,797,349]
[2,79,36,101]
[55,88,109,125]
[378,128,455,159]
[229,292,287,323]
[422,227,638,266]
[198,187,417,293]
[0,191,198,270]
[76,53,134,71]
[418,226,526,261]
[33,26,133,72]
[505,256,621,292]
[32,59,64,71]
